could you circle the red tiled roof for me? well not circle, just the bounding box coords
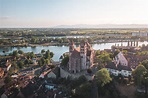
[75,47,80,52]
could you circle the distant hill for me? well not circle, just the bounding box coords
[53,24,148,28]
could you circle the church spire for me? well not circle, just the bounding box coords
[69,40,75,53]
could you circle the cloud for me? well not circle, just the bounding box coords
[0,16,10,20]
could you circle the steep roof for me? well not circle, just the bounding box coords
[106,62,132,71]
[52,67,60,77]
[75,47,80,52]
[71,47,80,58]
[106,62,118,70]
[117,64,132,71]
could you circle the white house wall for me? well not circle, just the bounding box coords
[106,68,131,77]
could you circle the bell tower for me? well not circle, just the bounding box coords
[69,40,75,72]
[80,40,87,70]
[69,40,74,54]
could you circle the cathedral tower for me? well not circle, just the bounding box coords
[80,40,87,70]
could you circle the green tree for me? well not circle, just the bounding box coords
[142,71,148,97]
[30,37,38,43]
[97,52,112,66]
[75,83,92,98]
[141,60,148,70]
[4,75,13,84]
[18,50,24,54]
[95,68,112,87]
[78,75,87,84]
[27,52,35,59]
[44,50,51,59]
[70,75,87,89]
[11,61,19,73]
[61,56,69,67]
[24,59,29,65]
[12,50,18,57]
[18,61,24,69]
[50,52,54,58]
[30,52,35,59]
[38,57,46,66]
[87,68,92,74]
[122,50,127,55]
[45,59,50,65]
[41,49,45,54]
[132,64,147,86]
[95,50,100,56]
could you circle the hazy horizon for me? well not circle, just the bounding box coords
[1,0,148,28]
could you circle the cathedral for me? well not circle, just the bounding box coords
[69,40,94,73]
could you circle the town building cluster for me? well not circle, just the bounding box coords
[0,40,147,98]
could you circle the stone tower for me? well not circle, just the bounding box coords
[80,41,87,70]
[69,40,74,54]
[69,40,75,72]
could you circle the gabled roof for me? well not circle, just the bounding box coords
[45,67,60,78]
[106,62,118,70]
[117,63,132,71]
[75,47,80,52]
[71,48,80,58]
[59,55,64,59]
[106,62,132,71]
[52,67,60,77]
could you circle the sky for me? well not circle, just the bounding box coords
[0,0,148,28]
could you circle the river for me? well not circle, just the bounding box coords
[0,41,147,61]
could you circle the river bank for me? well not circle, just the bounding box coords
[0,39,139,48]
[0,41,147,61]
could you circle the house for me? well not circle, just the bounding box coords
[47,67,60,78]
[115,52,128,66]
[125,55,148,69]
[69,40,94,73]
[106,62,132,77]
[47,71,56,79]
[106,52,132,77]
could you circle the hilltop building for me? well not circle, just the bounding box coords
[106,52,132,77]
[69,40,94,73]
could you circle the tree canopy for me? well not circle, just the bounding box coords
[12,50,18,57]
[96,51,112,66]
[61,56,69,67]
[4,75,13,84]
[132,64,147,86]
[18,50,24,54]
[141,60,148,70]
[95,68,112,87]
[75,83,92,98]
[44,50,54,59]
[41,49,45,54]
